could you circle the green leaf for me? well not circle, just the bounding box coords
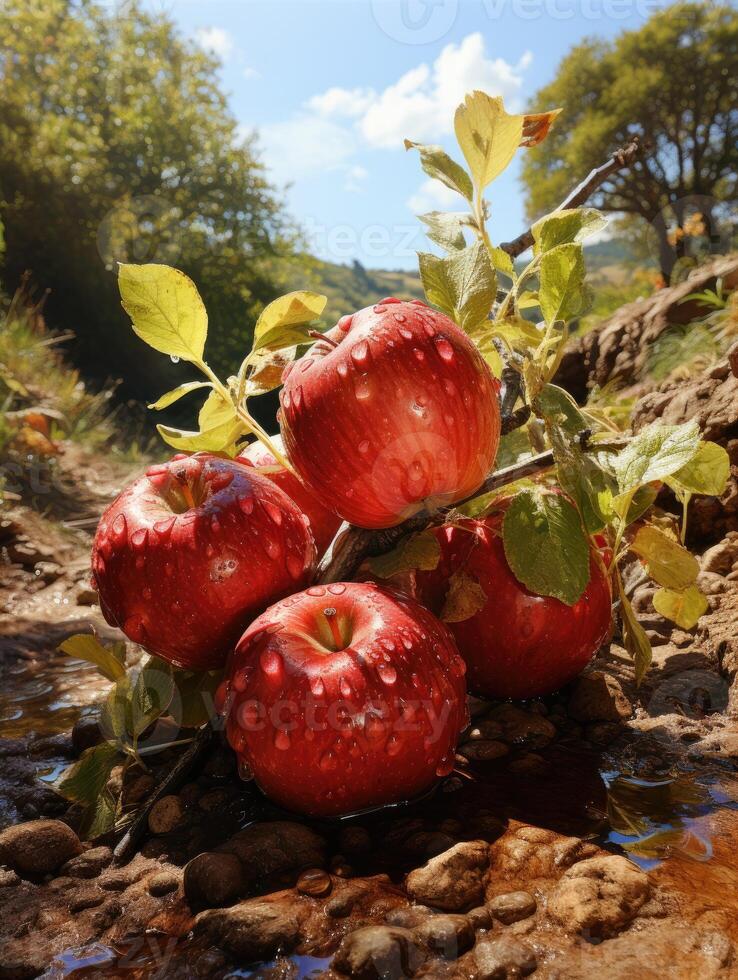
[130,661,175,737]
[58,634,126,683]
[418,212,467,252]
[517,291,540,310]
[502,488,590,605]
[157,418,245,454]
[612,421,701,494]
[118,264,207,363]
[418,241,496,334]
[101,676,131,742]
[630,524,699,591]
[532,208,607,255]
[253,291,326,353]
[538,242,588,325]
[56,740,121,805]
[619,590,652,686]
[170,669,223,728]
[453,92,524,190]
[148,381,212,411]
[549,427,616,535]
[441,570,487,623]
[652,585,708,630]
[404,140,473,202]
[367,529,441,579]
[536,384,586,437]
[667,441,730,497]
[85,792,119,840]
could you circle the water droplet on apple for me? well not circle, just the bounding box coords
[263,536,280,561]
[210,517,221,534]
[365,715,386,740]
[233,667,252,692]
[260,649,283,678]
[282,389,292,410]
[130,527,148,550]
[337,362,348,379]
[287,554,304,580]
[123,614,147,643]
[296,868,332,897]
[319,749,338,771]
[436,755,455,777]
[274,729,291,750]
[309,675,325,697]
[402,636,413,651]
[142,586,152,600]
[111,513,127,540]
[413,348,425,362]
[265,502,283,525]
[327,583,346,596]
[239,496,254,515]
[435,337,455,361]
[385,735,402,756]
[353,376,372,401]
[339,676,353,698]
[423,321,436,338]
[293,386,304,410]
[394,313,407,323]
[350,341,370,367]
[377,663,397,686]
[372,304,387,315]
[338,314,353,332]
[307,585,326,597]
[153,516,175,538]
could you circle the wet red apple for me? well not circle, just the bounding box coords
[415,510,613,699]
[279,299,501,529]
[239,435,341,557]
[92,453,316,670]
[218,582,468,816]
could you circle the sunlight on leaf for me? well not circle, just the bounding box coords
[119,263,207,363]
[58,634,126,683]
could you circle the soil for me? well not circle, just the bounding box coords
[1,352,738,979]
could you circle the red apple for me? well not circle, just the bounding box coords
[279,299,501,529]
[218,581,468,816]
[239,435,341,557]
[91,453,316,670]
[415,509,613,699]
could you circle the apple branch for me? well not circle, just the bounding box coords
[499,137,641,259]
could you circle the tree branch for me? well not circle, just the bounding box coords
[499,137,642,258]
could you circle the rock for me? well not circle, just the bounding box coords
[60,846,112,879]
[487,704,556,748]
[406,841,489,911]
[339,826,372,857]
[296,868,332,897]
[487,891,537,925]
[195,896,304,961]
[221,821,326,889]
[147,870,181,896]
[548,855,650,937]
[0,867,20,888]
[467,905,493,930]
[68,885,105,912]
[473,936,537,979]
[568,671,633,722]
[405,831,457,859]
[184,852,245,907]
[459,740,510,761]
[413,913,475,958]
[325,881,370,918]
[75,585,99,605]
[71,715,103,755]
[0,820,82,877]
[332,925,426,980]
[147,795,185,835]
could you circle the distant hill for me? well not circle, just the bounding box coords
[300,258,425,327]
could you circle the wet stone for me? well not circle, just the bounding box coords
[184,852,245,908]
[148,795,185,835]
[338,825,372,857]
[195,896,303,962]
[406,840,489,911]
[333,925,426,980]
[568,671,633,723]
[487,704,557,749]
[548,855,650,937]
[473,936,537,979]
[487,891,537,925]
[60,846,113,879]
[459,740,510,762]
[0,820,82,877]
[147,869,181,896]
[413,913,475,958]
[68,885,105,912]
[296,868,332,897]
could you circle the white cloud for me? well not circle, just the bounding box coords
[344,164,369,193]
[307,87,374,119]
[407,178,464,215]
[196,26,234,60]
[257,116,357,183]
[243,66,260,80]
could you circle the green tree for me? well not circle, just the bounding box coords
[522,3,738,277]
[0,0,295,407]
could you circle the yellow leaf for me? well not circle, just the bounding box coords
[148,381,211,411]
[454,92,524,190]
[652,586,708,630]
[630,524,699,591]
[198,390,237,430]
[157,418,245,454]
[59,634,127,683]
[253,291,326,352]
[119,264,207,363]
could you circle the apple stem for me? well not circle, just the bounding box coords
[309,330,339,349]
[180,481,197,511]
[323,607,343,650]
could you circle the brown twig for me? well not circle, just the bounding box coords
[499,137,641,259]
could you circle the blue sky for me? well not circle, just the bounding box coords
[146,0,669,270]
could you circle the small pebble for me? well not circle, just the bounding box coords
[296,868,333,897]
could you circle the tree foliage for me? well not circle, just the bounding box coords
[0,0,295,404]
[521,3,738,275]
